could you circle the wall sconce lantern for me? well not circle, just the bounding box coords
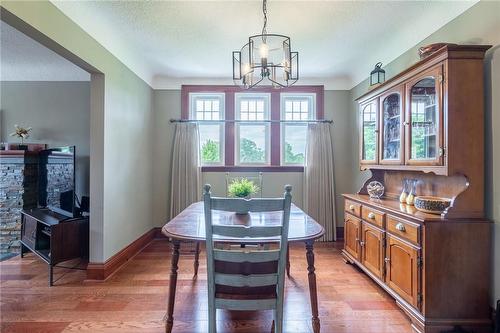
[370,62,385,86]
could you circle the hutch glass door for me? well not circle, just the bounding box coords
[380,88,403,164]
[406,66,442,165]
[360,100,378,164]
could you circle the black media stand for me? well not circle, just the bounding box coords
[20,208,89,286]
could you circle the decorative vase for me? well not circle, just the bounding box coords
[406,179,417,206]
[399,179,408,203]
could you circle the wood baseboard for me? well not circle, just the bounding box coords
[87,227,165,280]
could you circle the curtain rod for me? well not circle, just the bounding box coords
[170,119,333,124]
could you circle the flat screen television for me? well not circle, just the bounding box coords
[38,146,76,218]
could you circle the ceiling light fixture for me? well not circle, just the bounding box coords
[232,0,299,89]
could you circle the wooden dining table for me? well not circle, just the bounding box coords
[161,201,325,333]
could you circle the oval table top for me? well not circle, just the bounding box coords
[162,202,325,243]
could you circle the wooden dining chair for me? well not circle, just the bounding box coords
[203,184,292,333]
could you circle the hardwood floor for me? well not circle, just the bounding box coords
[0,239,412,333]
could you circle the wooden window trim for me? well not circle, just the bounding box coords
[181,85,324,172]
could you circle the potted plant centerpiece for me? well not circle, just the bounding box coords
[227,178,259,214]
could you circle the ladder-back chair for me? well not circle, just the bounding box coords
[203,184,292,333]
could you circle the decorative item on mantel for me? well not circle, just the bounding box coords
[367,181,384,199]
[369,62,385,87]
[9,124,32,150]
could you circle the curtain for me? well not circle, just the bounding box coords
[169,122,201,219]
[303,123,337,241]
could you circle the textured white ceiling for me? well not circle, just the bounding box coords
[0,21,90,81]
[51,0,478,89]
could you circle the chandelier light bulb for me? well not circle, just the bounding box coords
[242,63,251,75]
[259,43,269,59]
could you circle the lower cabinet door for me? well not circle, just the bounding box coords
[361,222,384,280]
[21,215,37,249]
[344,214,361,260]
[385,234,420,308]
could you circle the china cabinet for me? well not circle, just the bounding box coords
[345,45,492,333]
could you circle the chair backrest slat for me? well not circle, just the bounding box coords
[212,225,282,238]
[215,298,276,311]
[210,197,285,213]
[213,248,280,263]
[214,272,278,287]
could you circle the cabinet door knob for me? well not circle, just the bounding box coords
[384,257,390,263]
[395,222,406,232]
[368,212,376,219]
[360,241,365,247]
[349,204,355,211]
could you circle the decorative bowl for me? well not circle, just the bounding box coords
[414,196,452,214]
[367,181,385,199]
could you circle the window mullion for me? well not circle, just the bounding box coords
[270,91,281,166]
[225,92,235,166]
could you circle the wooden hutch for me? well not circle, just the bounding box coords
[343,45,492,333]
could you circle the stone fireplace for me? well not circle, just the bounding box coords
[0,145,44,255]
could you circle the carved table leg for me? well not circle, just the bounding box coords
[165,240,181,333]
[193,242,200,277]
[305,240,320,333]
[286,244,291,277]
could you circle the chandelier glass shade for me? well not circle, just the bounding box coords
[232,0,299,88]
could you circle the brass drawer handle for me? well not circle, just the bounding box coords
[395,222,406,232]
[349,204,355,211]
[368,212,376,219]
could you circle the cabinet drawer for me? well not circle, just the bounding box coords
[345,200,361,217]
[387,215,420,245]
[361,206,385,228]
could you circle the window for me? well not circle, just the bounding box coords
[281,94,315,165]
[190,93,225,165]
[184,86,323,170]
[235,94,270,165]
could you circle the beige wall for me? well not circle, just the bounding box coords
[348,0,500,306]
[0,1,155,262]
[152,90,352,230]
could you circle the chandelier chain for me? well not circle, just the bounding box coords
[261,0,267,42]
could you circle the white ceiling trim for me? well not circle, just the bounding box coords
[152,76,353,90]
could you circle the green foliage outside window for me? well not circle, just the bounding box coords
[240,138,265,163]
[201,139,220,163]
[284,142,304,164]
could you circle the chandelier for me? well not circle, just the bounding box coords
[232,0,299,89]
